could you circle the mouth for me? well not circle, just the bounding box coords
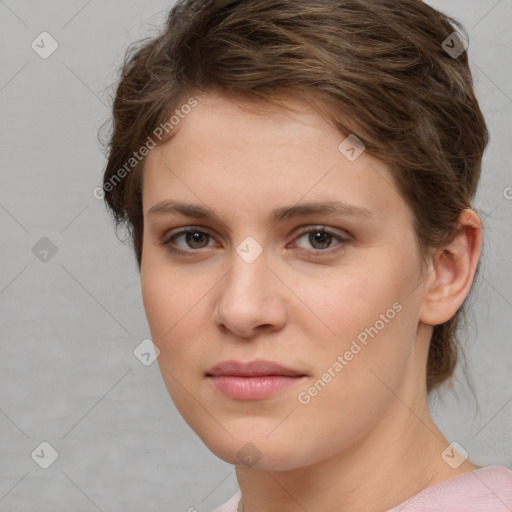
[206,359,307,400]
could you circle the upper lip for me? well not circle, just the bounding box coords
[206,359,306,377]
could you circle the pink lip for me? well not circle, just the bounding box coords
[206,359,307,400]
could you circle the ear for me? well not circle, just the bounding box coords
[419,209,483,326]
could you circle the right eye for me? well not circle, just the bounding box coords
[162,227,217,255]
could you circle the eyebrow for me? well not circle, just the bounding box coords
[147,199,375,225]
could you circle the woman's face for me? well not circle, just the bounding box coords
[140,92,430,470]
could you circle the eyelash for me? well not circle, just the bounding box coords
[160,225,353,257]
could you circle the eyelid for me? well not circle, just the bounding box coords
[292,224,352,241]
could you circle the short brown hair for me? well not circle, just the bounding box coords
[102,0,489,394]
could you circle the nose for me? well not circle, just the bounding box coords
[213,248,288,339]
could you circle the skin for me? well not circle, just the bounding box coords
[140,91,482,511]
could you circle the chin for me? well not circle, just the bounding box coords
[198,431,307,471]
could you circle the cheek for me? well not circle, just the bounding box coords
[140,268,170,340]
[297,262,418,383]
[140,256,210,372]
[140,262,203,402]
[297,269,402,341]
[140,258,188,348]
[290,275,416,440]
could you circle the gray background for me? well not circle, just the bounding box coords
[0,0,511,511]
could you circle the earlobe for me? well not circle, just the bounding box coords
[419,209,483,326]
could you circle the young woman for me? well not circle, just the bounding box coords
[101,0,512,510]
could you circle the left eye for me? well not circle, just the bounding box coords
[292,226,351,253]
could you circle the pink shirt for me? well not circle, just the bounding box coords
[212,466,512,511]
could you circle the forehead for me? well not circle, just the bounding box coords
[142,91,410,225]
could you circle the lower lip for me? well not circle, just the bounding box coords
[208,375,305,400]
